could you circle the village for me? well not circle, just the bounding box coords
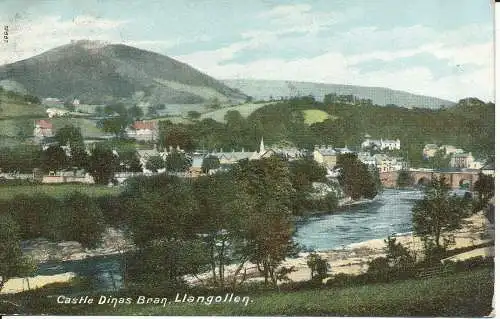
[22,103,493,187]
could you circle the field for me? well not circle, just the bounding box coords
[200,102,271,122]
[106,268,493,316]
[13,267,491,316]
[0,184,121,200]
[0,101,46,118]
[302,109,333,125]
[0,98,47,137]
[50,118,107,138]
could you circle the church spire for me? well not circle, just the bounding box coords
[259,137,265,154]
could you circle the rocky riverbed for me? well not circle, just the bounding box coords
[21,228,134,263]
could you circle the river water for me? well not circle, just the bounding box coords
[295,188,423,251]
[35,188,423,291]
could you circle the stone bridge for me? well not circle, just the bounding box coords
[379,169,480,189]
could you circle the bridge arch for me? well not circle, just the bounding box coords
[416,176,431,187]
[458,178,472,190]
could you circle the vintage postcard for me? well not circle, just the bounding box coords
[0,0,495,317]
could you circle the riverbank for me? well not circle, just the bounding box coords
[5,206,492,294]
[282,210,493,282]
[189,209,493,285]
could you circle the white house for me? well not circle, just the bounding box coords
[46,108,69,118]
[362,138,400,151]
[450,152,474,169]
[126,120,159,141]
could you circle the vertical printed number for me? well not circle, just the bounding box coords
[4,25,8,43]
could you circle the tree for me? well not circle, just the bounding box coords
[145,155,165,173]
[147,106,158,117]
[336,153,378,200]
[187,111,201,120]
[0,214,34,292]
[63,101,75,112]
[87,145,119,184]
[118,149,142,172]
[307,253,330,280]
[95,106,104,117]
[100,103,132,137]
[473,173,494,208]
[231,157,299,287]
[412,175,470,255]
[63,192,105,248]
[54,125,86,168]
[54,125,83,148]
[428,148,450,169]
[201,155,220,174]
[383,236,415,271]
[193,172,248,289]
[288,158,328,215]
[129,105,144,120]
[101,117,129,137]
[0,145,41,173]
[165,151,192,173]
[159,124,196,152]
[208,97,221,109]
[41,145,68,172]
[127,238,210,289]
[397,170,414,188]
[124,175,199,246]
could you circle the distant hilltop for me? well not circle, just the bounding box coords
[0,41,247,106]
[222,79,456,109]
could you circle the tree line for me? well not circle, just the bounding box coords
[154,96,494,167]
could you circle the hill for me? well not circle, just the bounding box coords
[200,102,271,122]
[0,40,247,110]
[222,79,455,109]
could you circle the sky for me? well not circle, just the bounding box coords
[0,0,494,102]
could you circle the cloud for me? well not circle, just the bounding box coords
[176,19,493,102]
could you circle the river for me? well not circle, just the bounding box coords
[35,188,423,291]
[295,188,423,251]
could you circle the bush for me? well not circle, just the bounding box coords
[96,194,127,227]
[62,192,105,248]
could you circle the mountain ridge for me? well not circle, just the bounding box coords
[221,79,455,109]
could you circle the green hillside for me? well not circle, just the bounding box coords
[0,91,47,139]
[200,102,270,122]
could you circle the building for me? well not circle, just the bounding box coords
[373,154,408,173]
[422,144,439,159]
[450,152,474,169]
[357,152,376,167]
[33,119,54,143]
[313,145,337,169]
[208,138,276,166]
[480,163,494,176]
[126,120,159,141]
[361,138,400,151]
[46,108,70,118]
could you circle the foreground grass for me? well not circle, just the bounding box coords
[0,184,121,200]
[13,267,492,316]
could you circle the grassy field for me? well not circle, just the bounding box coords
[110,268,494,316]
[15,267,491,316]
[302,109,333,125]
[0,101,46,118]
[0,184,121,200]
[50,118,106,138]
